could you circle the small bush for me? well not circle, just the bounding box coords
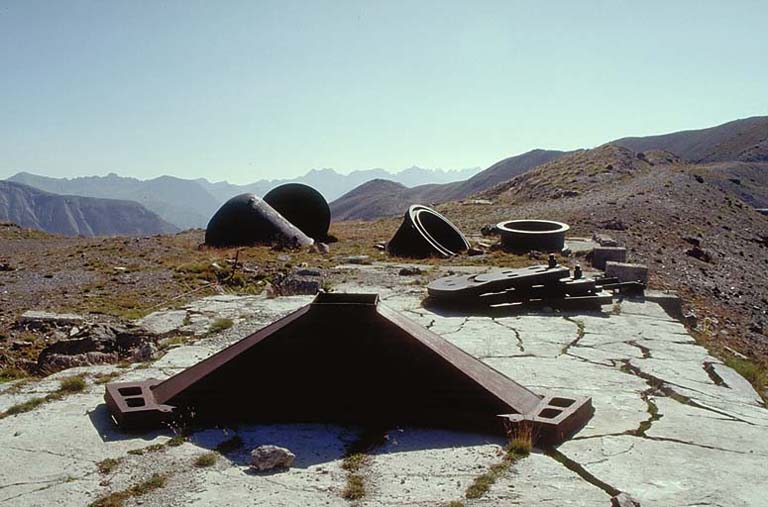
[208,318,234,334]
[89,474,167,507]
[167,436,186,447]
[3,396,46,416]
[93,372,120,385]
[128,473,167,496]
[506,424,534,457]
[58,375,87,393]
[342,474,365,500]
[0,367,27,383]
[97,458,121,474]
[194,452,218,468]
[341,452,367,472]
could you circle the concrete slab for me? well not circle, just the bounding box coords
[1,268,767,507]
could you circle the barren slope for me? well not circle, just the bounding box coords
[613,115,768,163]
[440,145,768,357]
[0,181,179,236]
[331,149,565,220]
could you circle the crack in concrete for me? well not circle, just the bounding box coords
[492,319,525,352]
[703,362,730,388]
[480,354,536,359]
[626,340,652,359]
[560,317,585,356]
[440,317,471,337]
[565,351,618,369]
[544,448,620,499]
[4,445,97,464]
[619,360,755,426]
[572,432,752,456]
[583,441,636,466]
[0,479,69,503]
[628,389,662,437]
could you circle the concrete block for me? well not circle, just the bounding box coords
[605,261,648,284]
[591,247,627,270]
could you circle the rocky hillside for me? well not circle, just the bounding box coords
[0,181,178,236]
[613,115,768,163]
[438,145,768,358]
[333,116,768,222]
[331,149,565,220]
[8,172,221,230]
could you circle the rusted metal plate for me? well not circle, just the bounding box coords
[427,265,570,299]
[105,293,593,443]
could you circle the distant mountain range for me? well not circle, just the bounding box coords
[331,115,768,220]
[0,181,177,236]
[3,115,765,234]
[330,149,566,220]
[6,166,480,231]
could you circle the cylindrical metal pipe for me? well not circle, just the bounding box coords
[205,193,313,248]
[496,220,569,252]
[387,205,470,258]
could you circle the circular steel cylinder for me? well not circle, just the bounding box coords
[496,220,569,252]
[205,193,313,248]
[387,205,470,258]
[263,183,331,241]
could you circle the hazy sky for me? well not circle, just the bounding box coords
[1,1,766,183]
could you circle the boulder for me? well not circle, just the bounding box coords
[41,351,118,371]
[250,445,296,471]
[19,311,85,330]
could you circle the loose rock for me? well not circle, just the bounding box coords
[250,445,296,471]
[398,267,422,276]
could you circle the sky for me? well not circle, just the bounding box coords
[1,1,766,183]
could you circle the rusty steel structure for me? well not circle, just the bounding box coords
[105,293,592,444]
[427,259,612,310]
[205,193,314,248]
[263,183,331,241]
[387,204,470,258]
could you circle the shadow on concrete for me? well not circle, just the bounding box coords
[422,297,612,319]
[183,424,504,471]
[88,403,175,443]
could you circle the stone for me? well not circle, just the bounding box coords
[591,246,627,270]
[480,224,498,236]
[612,492,641,507]
[41,351,118,371]
[19,311,85,329]
[341,255,371,265]
[131,342,159,362]
[601,218,628,231]
[605,261,648,284]
[685,245,712,263]
[137,310,189,335]
[312,242,330,254]
[277,276,321,296]
[682,235,702,247]
[250,445,296,471]
[592,232,618,247]
[398,267,422,276]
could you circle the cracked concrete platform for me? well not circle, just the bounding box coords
[1,263,767,506]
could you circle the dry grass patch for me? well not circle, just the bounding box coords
[89,473,167,507]
[464,425,533,500]
[194,452,218,468]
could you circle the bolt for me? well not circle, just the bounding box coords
[548,254,557,269]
